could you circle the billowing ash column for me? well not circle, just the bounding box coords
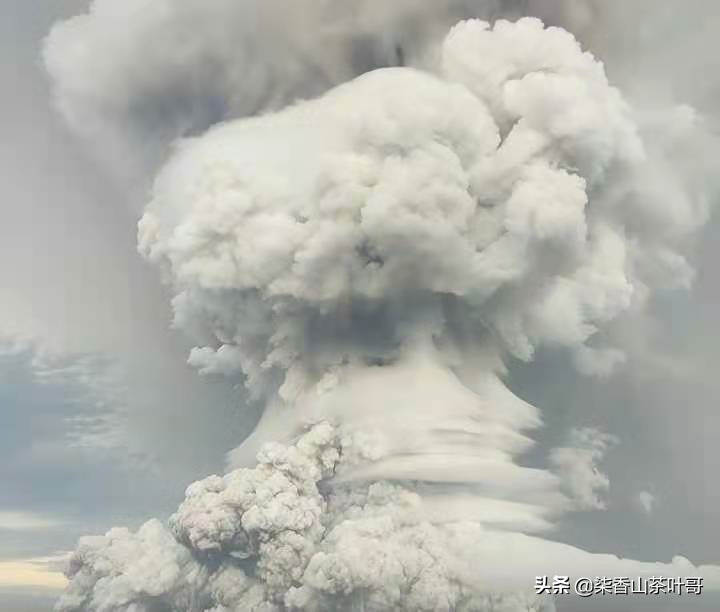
[53,15,717,612]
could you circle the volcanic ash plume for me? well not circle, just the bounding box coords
[55,16,718,612]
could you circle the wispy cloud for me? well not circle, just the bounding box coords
[0,512,65,531]
[0,553,69,591]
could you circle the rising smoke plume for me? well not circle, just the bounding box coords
[44,1,719,611]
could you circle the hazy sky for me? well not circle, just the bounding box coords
[0,1,255,607]
[1,1,718,610]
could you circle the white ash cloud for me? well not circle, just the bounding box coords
[57,424,720,612]
[42,0,520,184]
[44,2,720,611]
[549,428,617,511]
[637,490,657,516]
[57,424,552,611]
[139,15,707,402]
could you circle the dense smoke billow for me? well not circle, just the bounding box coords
[44,1,720,610]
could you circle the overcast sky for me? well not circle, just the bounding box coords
[1,1,718,611]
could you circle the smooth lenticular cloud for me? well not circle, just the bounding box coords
[44,5,719,612]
